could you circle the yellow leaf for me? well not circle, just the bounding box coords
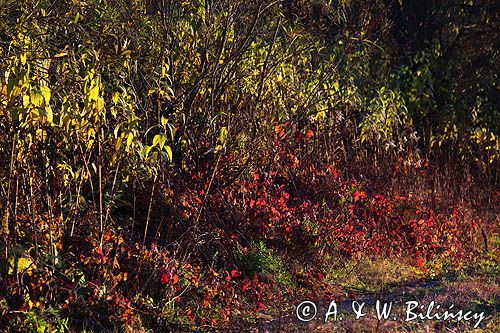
[36,128,46,141]
[18,257,34,272]
[30,89,43,107]
[161,116,168,127]
[115,137,122,151]
[22,95,30,107]
[153,134,161,147]
[96,97,104,112]
[165,145,173,161]
[126,132,134,149]
[112,92,119,104]
[88,81,99,101]
[44,106,53,123]
[1,210,9,236]
[54,51,68,58]
[40,86,51,104]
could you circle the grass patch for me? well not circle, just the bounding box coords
[236,240,293,288]
[327,256,417,293]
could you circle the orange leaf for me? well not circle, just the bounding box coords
[353,191,366,202]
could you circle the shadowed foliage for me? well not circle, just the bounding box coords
[0,0,498,331]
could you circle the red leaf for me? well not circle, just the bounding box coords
[161,272,170,285]
[306,129,314,138]
[417,258,425,267]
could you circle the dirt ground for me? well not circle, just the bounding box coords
[244,275,500,332]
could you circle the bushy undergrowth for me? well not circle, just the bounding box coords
[0,144,493,330]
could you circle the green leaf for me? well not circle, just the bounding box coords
[219,126,228,143]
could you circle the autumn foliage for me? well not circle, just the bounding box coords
[0,0,498,331]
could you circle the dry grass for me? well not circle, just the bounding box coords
[328,256,418,293]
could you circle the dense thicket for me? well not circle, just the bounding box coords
[0,0,498,330]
